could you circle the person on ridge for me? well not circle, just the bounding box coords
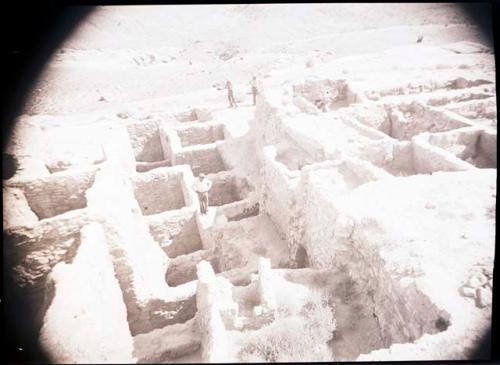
[193,173,212,214]
[250,75,258,106]
[225,79,237,108]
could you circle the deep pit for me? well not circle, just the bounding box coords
[132,171,186,215]
[282,260,451,361]
[147,211,203,258]
[174,146,227,176]
[207,173,252,207]
[428,128,497,169]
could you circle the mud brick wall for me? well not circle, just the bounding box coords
[208,175,241,206]
[132,172,186,215]
[127,120,164,162]
[21,168,97,220]
[345,104,391,135]
[175,147,226,176]
[177,124,225,147]
[260,147,298,255]
[3,209,92,331]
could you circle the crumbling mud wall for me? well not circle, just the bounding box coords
[423,126,497,169]
[39,223,136,363]
[338,104,392,135]
[4,116,51,180]
[298,170,340,269]
[411,134,474,174]
[385,102,471,140]
[127,119,164,162]
[159,127,180,164]
[132,317,201,363]
[477,129,497,167]
[177,123,225,147]
[364,76,494,102]
[259,146,299,256]
[280,127,328,165]
[17,167,97,220]
[445,97,497,121]
[146,208,203,258]
[43,125,107,174]
[426,126,495,168]
[2,186,39,229]
[292,79,355,112]
[3,209,93,334]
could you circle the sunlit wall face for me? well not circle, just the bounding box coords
[3,3,496,363]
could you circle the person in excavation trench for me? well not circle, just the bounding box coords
[193,173,213,214]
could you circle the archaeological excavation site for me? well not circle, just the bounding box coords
[2,4,497,363]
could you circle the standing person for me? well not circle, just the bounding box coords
[225,80,237,108]
[193,173,212,214]
[250,75,258,106]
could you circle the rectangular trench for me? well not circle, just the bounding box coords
[131,171,186,216]
[174,146,227,176]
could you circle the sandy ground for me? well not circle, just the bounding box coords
[22,4,491,116]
